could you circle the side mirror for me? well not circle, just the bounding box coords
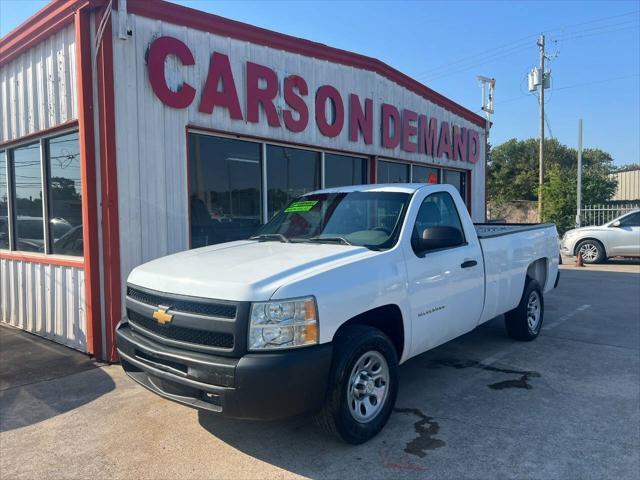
[611,220,621,227]
[414,226,464,255]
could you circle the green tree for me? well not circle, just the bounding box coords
[488,139,616,232]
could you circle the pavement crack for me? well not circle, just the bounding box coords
[393,408,445,458]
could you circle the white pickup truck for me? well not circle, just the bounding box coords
[116,184,559,443]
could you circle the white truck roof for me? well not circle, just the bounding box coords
[308,183,439,195]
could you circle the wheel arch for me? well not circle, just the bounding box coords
[573,237,607,257]
[333,304,405,360]
[526,257,549,290]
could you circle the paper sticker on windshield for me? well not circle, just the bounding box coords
[285,200,318,213]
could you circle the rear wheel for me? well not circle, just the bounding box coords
[505,278,544,341]
[576,239,605,264]
[315,325,398,444]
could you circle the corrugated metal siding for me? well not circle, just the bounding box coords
[111,13,487,300]
[610,169,640,201]
[0,24,77,143]
[0,259,87,352]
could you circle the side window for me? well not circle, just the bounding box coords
[412,191,465,255]
[619,212,640,227]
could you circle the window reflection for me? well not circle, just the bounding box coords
[412,165,440,184]
[377,160,409,183]
[13,142,44,252]
[324,153,367,188]
[49,132,83,256]
[189,134,262,248]
[267,145,320,218]
[443,169,467,204]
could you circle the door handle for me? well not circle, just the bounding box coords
[461,260,478,268]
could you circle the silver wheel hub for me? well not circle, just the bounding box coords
[347,351,389,423]
[579,243,598,261]
[527,291,541,332]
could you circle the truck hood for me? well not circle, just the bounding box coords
[127,240,374,301]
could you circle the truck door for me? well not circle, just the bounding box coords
[405,190,485,355]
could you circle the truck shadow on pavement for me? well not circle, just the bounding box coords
[0,326,115,432]
[195,316,543,477]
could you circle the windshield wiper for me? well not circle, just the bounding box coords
[307,236,353,246]
[249,233,290,243]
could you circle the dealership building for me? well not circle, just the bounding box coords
[0,0,488,361]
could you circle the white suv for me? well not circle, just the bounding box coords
[561,209,640,263]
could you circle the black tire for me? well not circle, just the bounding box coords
[575,239,606,264]
[505,278,544,341]
[315,325,398,444]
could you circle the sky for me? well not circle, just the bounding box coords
[1,0,639,166]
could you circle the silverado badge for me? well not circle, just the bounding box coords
[152,305,173,325]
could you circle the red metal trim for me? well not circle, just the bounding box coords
[96,8,121,363]
[0,120,79,149]
[126,0,485,128]
[0,251,84,268]
[185,126,192,249]
[0,0,93,66]
[75,8,102,359]
[369,156,377,184]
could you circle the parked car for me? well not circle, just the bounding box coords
[561,209,640,263]
[116,184,560,444]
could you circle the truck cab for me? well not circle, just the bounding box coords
[116,184,559,443]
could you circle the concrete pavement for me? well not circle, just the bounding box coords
[1,265,639,479]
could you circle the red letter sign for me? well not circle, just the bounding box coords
[246,62,280,127]
[349,94,373,144]
[468,129,480,164]
[418,115,438,157]
[198,52,242,119]
[402,109,418,153]
[147,36,196,109]
[381,104,400,149]
[437,121,452,159]
[283,75,309,133]
[316,86,344,138]
[453,126,467,161]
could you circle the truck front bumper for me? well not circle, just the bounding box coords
[116,320,333,420]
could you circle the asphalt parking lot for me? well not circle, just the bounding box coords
[1,260,639,479]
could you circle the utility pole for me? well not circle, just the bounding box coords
[537,33,545,222]
[477,75,495,222]
[576,119,583,228]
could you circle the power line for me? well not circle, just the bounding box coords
[414,10,639,82]
[495,74,640,106]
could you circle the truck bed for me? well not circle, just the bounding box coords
[474,223,557,238]
[475,222,559,325]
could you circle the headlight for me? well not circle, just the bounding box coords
[248,296,318,350]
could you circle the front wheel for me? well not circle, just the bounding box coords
[576,239,605,264]
[315,325,398,444]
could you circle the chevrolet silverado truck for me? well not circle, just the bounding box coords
[116,184,560,444]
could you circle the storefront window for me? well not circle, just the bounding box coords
[412,165,440,184]
[13,142,44,252]
[48,132,83,256]
[188,134,262,248]
[324,153,367,188]
[267,145,320,218]
[443,169,467,204]
[378,160,409,183]
[0,151,8,249]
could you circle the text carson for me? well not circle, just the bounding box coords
[147,36,480,163]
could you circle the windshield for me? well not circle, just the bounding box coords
[254,191,410,249]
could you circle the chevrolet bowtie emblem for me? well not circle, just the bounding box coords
[152,305,173,325]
